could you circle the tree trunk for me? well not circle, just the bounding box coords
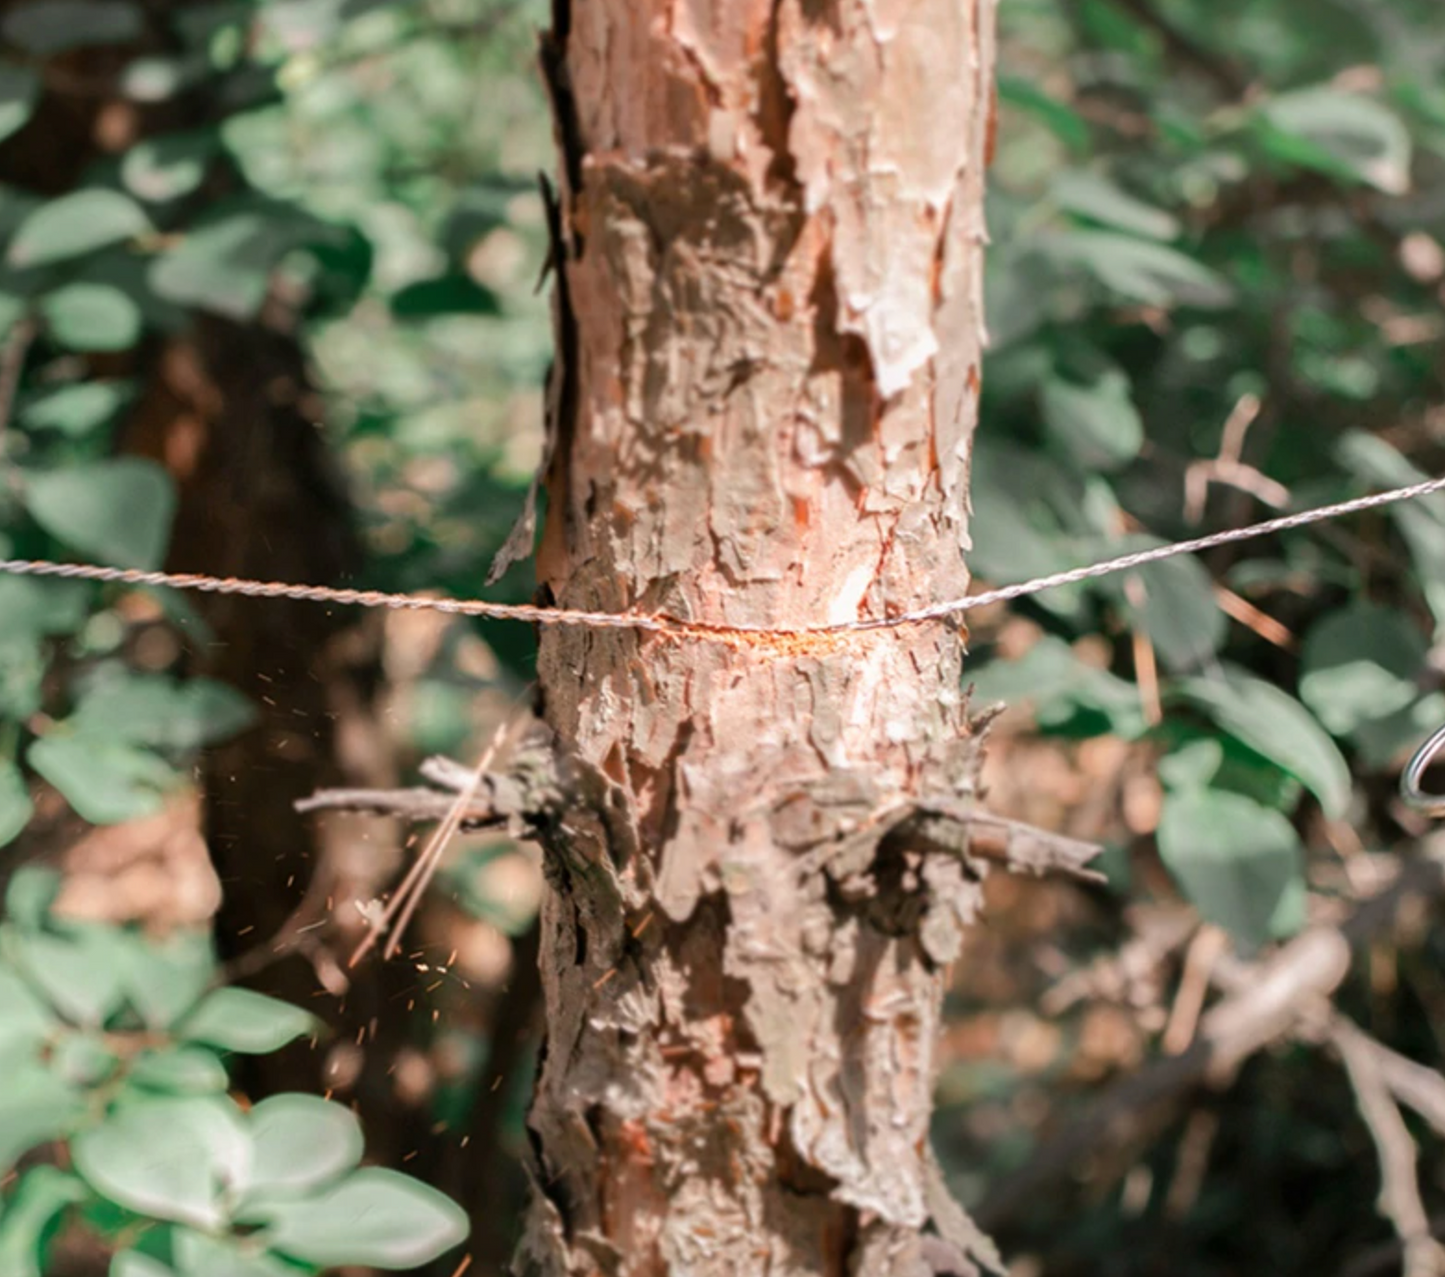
[524,3,997,1274]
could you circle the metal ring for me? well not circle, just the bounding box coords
[1402,722,1445,815]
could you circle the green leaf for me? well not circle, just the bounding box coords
[39,283,143,352]
[1040,369,1144,470]
[121,55,210,104]
[1052,170,1179,241]
[1177,668,1352,818]
[1104,550,1227,672]
[50,1030,119,1087]
[4,867,58,930]
[965,439,1108,624]
[4,922,130,1025]
[0,759,32,849]
[118,928,215,1028]
[0,1064,84,1170]
[122,132,217,204]
[129,1046,229,1095]
[73,1097,251,1230]
[391,274,502,319]
[0,578,89,640]
[256,1168,468,1269]
[0,964,54,1054]
[0,63,39,145]
[148,211,283,321]
[1157,788,1306,951]
[111,1252,176,1277]
[0,1167,86,1277]
[23,458,176,569]
[177,988,314,1055]
[27,734,176,825]
[1261,87,1411,194]
[8,190,151,269]
[244,1095,363,1199]
[997,76,1089,154]
[969,636,1146,739]
[1336,433,1445,639]
[72,674,257,753]
[1044,231,1234,309]
[1,2,143,55]
[1301,604,1425,737]
[20,381,135,437]
[171,1230,296,1277]
[0,638,44,720]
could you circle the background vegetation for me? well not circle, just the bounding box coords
[1,0,1444,1274]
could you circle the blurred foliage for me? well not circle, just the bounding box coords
[971,0,1445,945]
[0,0,548,1269]
[0,866,465,1274]
[945,0,1445,1270]
[0,0,549,854]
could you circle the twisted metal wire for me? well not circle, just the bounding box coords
[2,473,1443,645]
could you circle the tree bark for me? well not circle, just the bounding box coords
[524,3,998,1274]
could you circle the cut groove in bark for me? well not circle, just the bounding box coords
[523,2,1000,1274]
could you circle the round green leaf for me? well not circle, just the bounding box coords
[72,1097,251,1230]
[0,63,39,145]
[20,381,135,437]
[4,867,59,931]
[72,674,257,752]
[0,759,32,849]
[118,928,216,1028]
[8,190,151,269]
[129,1046,229,1095]
[1157,788,1306,952]
[1300,603,1425,737]
[245,1095,363,1198]
[177,987,314,1055]
[1106,550,1227,672]
[0,1064,84,1171]
[172,1230,297,1277]
[122,132,217,204]
[122,53,212,104]
[4,922,130,1026]
[148,212,277,320]
[40,283,142,352]
[1040,370,1144,471]
[23,458,176,569]
[257,1168,469,1269]
[27,734,175,825]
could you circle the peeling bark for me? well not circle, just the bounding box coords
[525,2,998,1274]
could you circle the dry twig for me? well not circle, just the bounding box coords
[1333,1017,1445,1277]
[980,840,1445,1231]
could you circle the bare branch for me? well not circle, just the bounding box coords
[909,801,1106,883]
[978,839,1445,1231]
[294,732,563,833]
[1333,1017,1445,1277]
[294,785,504,828]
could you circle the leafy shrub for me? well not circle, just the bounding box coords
[0,867,466,1275]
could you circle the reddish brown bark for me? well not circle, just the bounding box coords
[525,2,998,1274]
